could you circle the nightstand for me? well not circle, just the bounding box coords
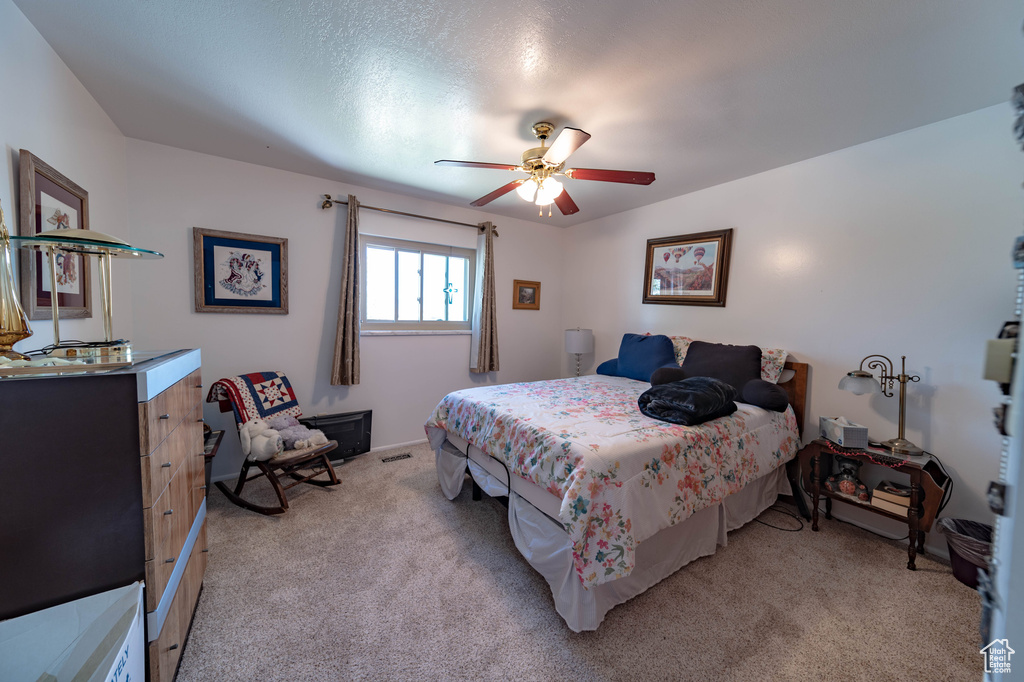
[798,438,950,570]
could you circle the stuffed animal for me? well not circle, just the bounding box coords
[239,418,284,461]
[266,414,329,451]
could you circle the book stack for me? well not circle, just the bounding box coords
[870,480,912,516]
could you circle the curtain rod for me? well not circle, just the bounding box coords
[320,194,498,237]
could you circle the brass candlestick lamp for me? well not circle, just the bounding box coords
[0,199,32,360]
[838,354,923,455]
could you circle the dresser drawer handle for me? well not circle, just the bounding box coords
[197,418,204,423]
[164,509,174,515]
[161,462,172,468]
[202,548,209,553]
[196,383,203,388]
[168,643,179,651]
[165,558,175,564]
[159,414,171,420]
[200,485,207,490]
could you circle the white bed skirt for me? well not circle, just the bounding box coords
[435,439,792,632]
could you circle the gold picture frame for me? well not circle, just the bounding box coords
[18,150,92,320]
[512,279,540,310]
[642,228,733,307]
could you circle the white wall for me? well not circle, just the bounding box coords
[563,104,1022,553]
[1,0,130,350]
[125,139,566,479]
[5,0,1017,552]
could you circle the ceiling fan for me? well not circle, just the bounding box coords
[435,122,656,217]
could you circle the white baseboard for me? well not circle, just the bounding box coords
[370,438,428,453]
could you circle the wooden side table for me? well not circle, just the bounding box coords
[203,429,225,496]
[798,438,949,570]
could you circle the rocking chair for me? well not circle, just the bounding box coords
[207,371,341,515]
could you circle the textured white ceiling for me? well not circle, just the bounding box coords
[13,0,1024,226]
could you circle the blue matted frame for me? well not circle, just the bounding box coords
[193,227,288,314]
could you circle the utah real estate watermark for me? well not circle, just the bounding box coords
[981,639,1014,675]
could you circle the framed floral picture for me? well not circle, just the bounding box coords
[18,150,92,320]
[512,279,540,310]
[193,227,288,314]
[642,228,733,306]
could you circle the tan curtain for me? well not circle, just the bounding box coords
[331,195,360,385]
[470,221,499,373]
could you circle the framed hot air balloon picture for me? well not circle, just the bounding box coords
[642,229,733,307]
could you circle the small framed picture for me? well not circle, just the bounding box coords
[193,227,288,314]
[18,150,92,320]
[642,228,733,307]
[512,279,541,310]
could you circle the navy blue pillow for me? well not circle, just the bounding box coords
[616,333,677,382]
[596,358,620,376]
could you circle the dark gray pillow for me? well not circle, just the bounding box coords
[650,366,687,386]
[741,379,789,412]
[680,341,762,392]
[637,376,738,426]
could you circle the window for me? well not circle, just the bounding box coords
[360,235,475,331]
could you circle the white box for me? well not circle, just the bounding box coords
[819,416,869,449]
[0,582,144,682]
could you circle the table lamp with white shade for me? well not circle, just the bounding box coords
[565,328,594,377]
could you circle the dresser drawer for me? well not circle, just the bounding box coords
[139,369,203,454]
[144,466,195,609]
[148,519,206,682]
[141,405,203,508]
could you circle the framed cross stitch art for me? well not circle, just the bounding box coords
[193,227,288,314]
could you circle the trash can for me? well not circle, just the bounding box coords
[938,518,993,589]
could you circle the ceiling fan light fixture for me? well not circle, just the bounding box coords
[534,177,563,206]
[540,177,563,198]
[445,121,655,216]
[516,178,538,202]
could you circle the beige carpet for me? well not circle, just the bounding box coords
[176,442,980,681]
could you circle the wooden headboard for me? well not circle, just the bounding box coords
[778,360,808,436]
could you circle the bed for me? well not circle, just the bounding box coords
[424,360,807,632]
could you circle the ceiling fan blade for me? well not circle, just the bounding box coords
[565,168,656,185]
[554,189,580,215]
[435,160,521,171]
[470,180,526,207]
[542,127,591,166]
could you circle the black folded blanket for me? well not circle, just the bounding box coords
[637,376,738,426]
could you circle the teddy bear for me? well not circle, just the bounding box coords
[266,414,329,451]
[239,418,284,461]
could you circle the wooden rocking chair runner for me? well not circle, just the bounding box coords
[207,371,341,515]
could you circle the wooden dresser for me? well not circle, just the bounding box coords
[0,349,207,682]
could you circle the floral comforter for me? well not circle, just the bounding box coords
[423,374,798,585]
[424,374,799,589]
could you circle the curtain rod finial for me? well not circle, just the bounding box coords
[321,194,334,210]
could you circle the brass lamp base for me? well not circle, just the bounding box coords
[877,437,924,456]
[0,346,31,361]
[49,341,133,360]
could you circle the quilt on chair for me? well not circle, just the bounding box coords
[207,371,303,426]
